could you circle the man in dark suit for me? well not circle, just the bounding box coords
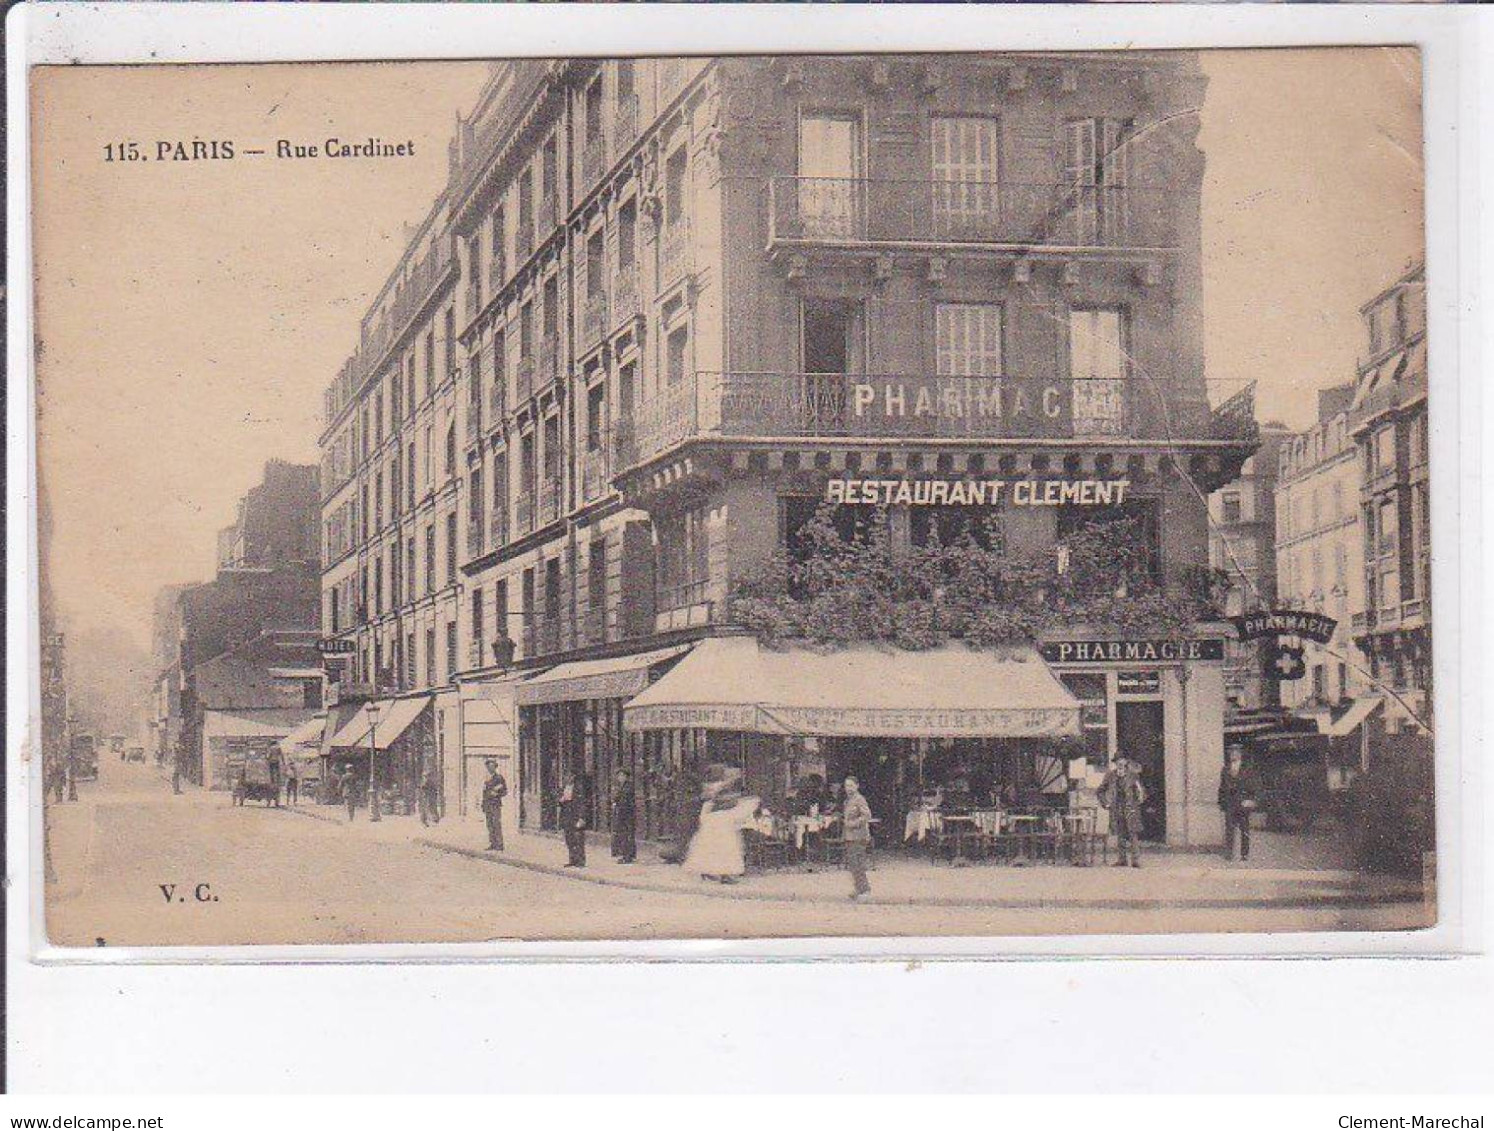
[611,770,637,864]
[1218,745,1258,861]
[559,775,587,867]
[481,760,508,851]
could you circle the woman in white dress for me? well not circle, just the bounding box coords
[683,773,761,884]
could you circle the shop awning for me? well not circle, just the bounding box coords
[275,714,328,754]
[203,708,318,742]
[326,695,432,751]
[1321,697,1383,737]
[623,637,1082,738]
[515,645,693,706]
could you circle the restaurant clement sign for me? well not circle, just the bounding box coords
[825,478,1132,507]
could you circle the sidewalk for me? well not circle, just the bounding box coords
[288,802,1425,910]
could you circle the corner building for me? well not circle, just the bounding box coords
[325,54,1257,849]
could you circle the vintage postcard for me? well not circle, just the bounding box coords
[31,48,1434,948]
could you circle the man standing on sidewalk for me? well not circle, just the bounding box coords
[559,775,587,868]
[1100,758,1146,868]
[480,760,508,851]
[611,770,637,864]
[842,775,873,900]
[1218,745,1257,861]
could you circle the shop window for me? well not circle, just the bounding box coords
[1059,672,1110,767]
[782,495,879,566]
[910,506,999,550]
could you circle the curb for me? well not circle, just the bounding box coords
[415,837,1425,912]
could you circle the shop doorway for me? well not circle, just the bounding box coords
[1115,699,1166,841]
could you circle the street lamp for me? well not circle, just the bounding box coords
[365,701,381,823]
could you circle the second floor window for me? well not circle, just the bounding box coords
[445,422,456,477]
[935,303,1002,377]
[587,380,606,452]
[1069,307,1127,437]
[445,512,457,585]
[666,324,690,386]
[1064,117,1134,245]
[931,116,999,238]
[425,525,436,594]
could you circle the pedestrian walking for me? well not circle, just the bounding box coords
[610,770,637,864]
[342,764,358,822]
[1099,757,1147,868]
[559,776,587,867]
[841,775,874,900]
[480,760,508,850]
[419,761,441,827]
[1218,745,1258,861]
[285,763,299,807]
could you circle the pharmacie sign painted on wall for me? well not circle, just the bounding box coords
[826,478,1132,508]
[1040,639,1226,664]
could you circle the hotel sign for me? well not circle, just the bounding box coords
[1041,639,1225,664]
[826,478,1131,508]
[318,638,356,655]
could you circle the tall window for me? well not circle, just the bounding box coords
[406,537,416,604]
[494,579,510,651]
[423,331,435,400]
[406,441,416,509]
[931,116,999,238]
[586,229,606,301]
[445,621,458,680]
[425,627,436,687]
[618,200,637,274]
[1064,117,1133,245]
[471,587,485,667]
[584,77,604,146]
[441,309,454,392]
[445,422,456,477]
[587,380,606,452]
[797,112,859,239]
[445,512,458,585]
[491,208,506,286]
[424,525,436,594]
[666,324,690,386]
[1069,308,1127,437]
[935,303,1002,376]
[542,413,562,484]
[664,146,689,230]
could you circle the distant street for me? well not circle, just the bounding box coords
[43,755,1427,948]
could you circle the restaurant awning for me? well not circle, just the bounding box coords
[203,708,318,742]
[326,695,432,751]
[623,637,1082,738]
[514,645,693,706]
[1321,696,1383,738]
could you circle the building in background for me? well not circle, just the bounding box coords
[1349,262,1429,735]
[1274,384,1368,718]
[166,461,322,785]
[321,54,1259,847]
[1209,423,1288,709]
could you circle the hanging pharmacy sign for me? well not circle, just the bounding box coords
[1231,610,1338,646]
[825,478,1132,508]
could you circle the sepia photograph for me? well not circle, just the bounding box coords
[30,47,1434,948]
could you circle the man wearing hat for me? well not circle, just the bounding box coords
[481,759,508,851]
[1099,757,1147,868]
[1218,745,1258,861]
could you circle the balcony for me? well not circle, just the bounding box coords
[767,179,1172,251]
[581,292,610,349]
[614,94,640,150]
[537,475,561,526]
[613,269,641,326]
[1401,597,1428,624]
[581,446,610,503]
[516,492,536,536]
[581,134,607,187]
[616,370,1140,470]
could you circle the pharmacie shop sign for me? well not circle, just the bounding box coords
[825,478,1132,508]
[1040,639,1225,664]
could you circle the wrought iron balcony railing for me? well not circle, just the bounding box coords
[767,178,1172,250]
[615,370,1155,470]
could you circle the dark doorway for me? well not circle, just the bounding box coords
[800,299,864,432]
[1115,699,1166,841]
